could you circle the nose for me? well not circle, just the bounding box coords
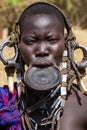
[35,43,49,57]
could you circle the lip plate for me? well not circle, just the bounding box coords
[24,66,61,92]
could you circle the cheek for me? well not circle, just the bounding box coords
[52,42,65,58]
[19,43,33,65]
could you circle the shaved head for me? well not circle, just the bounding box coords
[18,2,65,31]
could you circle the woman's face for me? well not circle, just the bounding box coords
[19,14,65,67]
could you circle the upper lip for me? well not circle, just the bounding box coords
[31,58,54,67]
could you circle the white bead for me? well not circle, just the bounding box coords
[61,87,67,95]
[63,50,68,56]
[62,74,67,82]
[62,62,67,68]
[61,98,66,107]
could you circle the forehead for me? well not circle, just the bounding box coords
[20,14,64,34]
[18,2,64,24]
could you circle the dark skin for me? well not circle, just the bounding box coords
[60,86,87,130]
[19,14,65,67]
[19,14,87,130]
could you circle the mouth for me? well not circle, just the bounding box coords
[31,58,54,68]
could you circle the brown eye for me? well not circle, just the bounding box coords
[26,40,35,45]
[48,38,59,44]
[23,39,37,45]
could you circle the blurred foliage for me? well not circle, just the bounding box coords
[55,0,87,28]
[0,0,25,32]
[40,0,87,29]
[7,0,24,6]
[0,0,87,37]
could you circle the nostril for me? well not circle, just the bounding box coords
[35,52,49,57]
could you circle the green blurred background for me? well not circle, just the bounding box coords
[0,0,87,38]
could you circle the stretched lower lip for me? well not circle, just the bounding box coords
[31,58,54,67]
[33,64,52,68]
[23,66,61,91]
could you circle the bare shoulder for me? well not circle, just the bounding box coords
[60,84,87,130]
[67,84,87,105]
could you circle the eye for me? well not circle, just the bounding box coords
[23,39,37,45]
[47,38,59,44]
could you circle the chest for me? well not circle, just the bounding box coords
[21,85,87,130]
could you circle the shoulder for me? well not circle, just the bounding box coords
[67,84,87,105]
[60,84,87,130]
